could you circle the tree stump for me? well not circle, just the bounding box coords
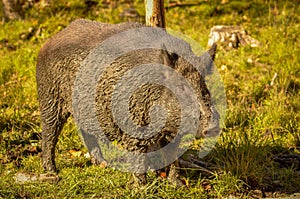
[208,25,261,49]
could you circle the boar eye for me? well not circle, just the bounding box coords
[170,52,178,63]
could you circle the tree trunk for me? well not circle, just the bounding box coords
[1,0,24,22]
[145,0,165,28]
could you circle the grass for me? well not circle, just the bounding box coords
[0,0,299,198]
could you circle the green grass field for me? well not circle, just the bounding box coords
[0,0,299,198]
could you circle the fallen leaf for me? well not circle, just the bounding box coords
[181,178,189,186]
[84,152,90,158]
[202,181,212,190]
[159,172,167,178]
[28,146,38,153]
[69,150,82,157]
[99,161,108,168]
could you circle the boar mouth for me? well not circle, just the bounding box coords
[196,126,220,139]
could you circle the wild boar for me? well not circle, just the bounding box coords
[36,19,219,185]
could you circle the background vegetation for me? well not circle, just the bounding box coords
[0,0,299,198]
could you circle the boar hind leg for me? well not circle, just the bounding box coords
[40,102,69,172]
[80,129,106,166]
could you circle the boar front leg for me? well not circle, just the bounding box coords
[163,139,184,187]
[167,160,184,187]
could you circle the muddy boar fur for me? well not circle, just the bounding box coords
[36,19,218,185]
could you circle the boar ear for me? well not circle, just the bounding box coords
[207,43,217,61]
[159,45,178,67]
[199,43,217,76]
